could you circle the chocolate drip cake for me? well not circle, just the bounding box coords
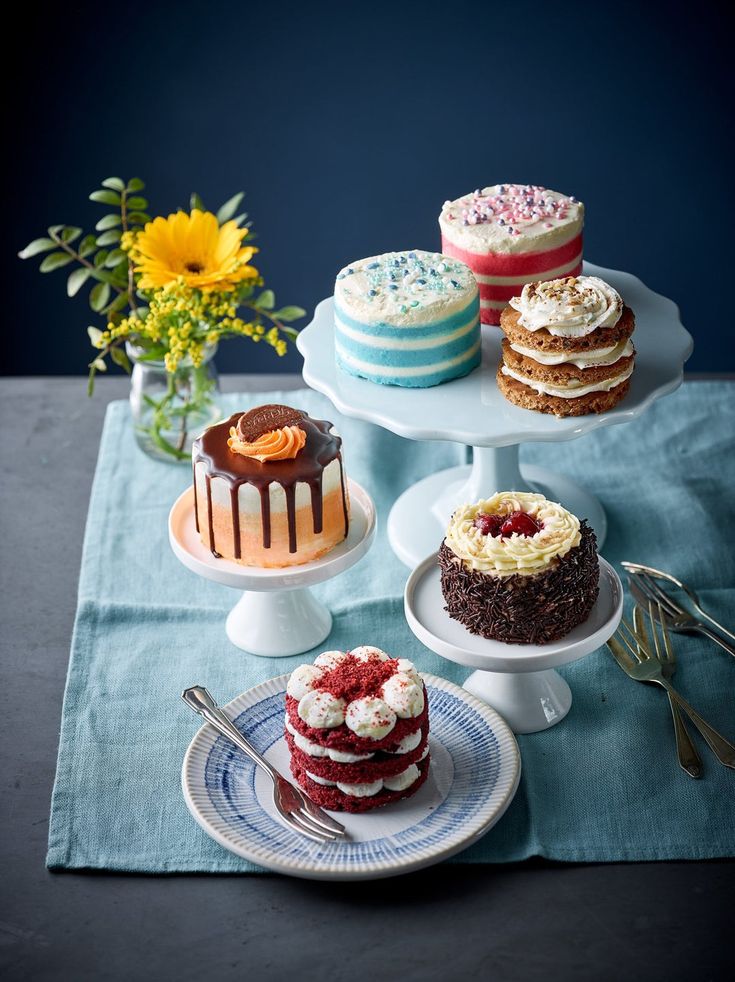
[285,646,430,813]
[439,492,599,644]
[192,404,349,567]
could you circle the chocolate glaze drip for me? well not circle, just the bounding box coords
[192,411,346,559]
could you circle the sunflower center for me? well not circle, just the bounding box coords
[184,260,205,274]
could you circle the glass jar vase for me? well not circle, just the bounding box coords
[127,341,221,463]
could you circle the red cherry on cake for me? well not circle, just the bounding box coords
[500,510,542,537]
[473,512,503,537]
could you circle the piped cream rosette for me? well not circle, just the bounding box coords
[509,275,623,337]
[444,492,581,576]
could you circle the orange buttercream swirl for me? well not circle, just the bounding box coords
[227,424,306,462]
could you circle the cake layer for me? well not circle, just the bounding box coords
[334,250,481,387]
[286,727,428,784]
[497,370,632,417]
[500,304,635,353]
[290,755,430,813]
[501,340,635,388]
[286,692,429,754]
[439,523,599,644]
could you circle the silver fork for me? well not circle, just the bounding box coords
[607,611,735,769]
[632,605,701,779]
[182,686,346,843]
[624,566,735,658]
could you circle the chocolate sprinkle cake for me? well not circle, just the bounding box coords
[438,521,599,644]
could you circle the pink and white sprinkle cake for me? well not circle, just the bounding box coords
[285,646,430,813]
[439,184,584,325]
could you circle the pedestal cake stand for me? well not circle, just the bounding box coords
[297,262,693,567]
[404,555,624,733]
[168,479,376,657]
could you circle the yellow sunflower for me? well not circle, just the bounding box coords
[131,209,259,291]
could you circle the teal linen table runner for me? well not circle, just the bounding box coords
[47,382,735,871]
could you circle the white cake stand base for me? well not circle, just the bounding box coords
[168,479,376,657]
[404,554,623,733]
[387,444,607,567]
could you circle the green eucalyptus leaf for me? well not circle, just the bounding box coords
[255,289,275,310]
[90,282,111,311]
[87,325,104,346]
[126,177,145,192]
[39,252,74,272]
[106,249,128,269]
[90,189,122,206]
[18,237,56,259]
[216,192,244,225]
[190,192,205,211]
[107,292,130,314]
[47,224,65,237]
[96,214,122,231]
[95,229,122,246]
[94,249,109,267]
[272,305,306,322]
[102,177,125,191]
[92,357,107,371]
[126,196,148,210]
[127,211,151,225]
[110,346,132,373]
[68,268,92,297]
[79,234,98,258]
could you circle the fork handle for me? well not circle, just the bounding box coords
[660,681,735,769]
[182,686,278,782]
[666,694,702,779]
[691,623,735,659]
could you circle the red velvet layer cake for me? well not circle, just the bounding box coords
[285,646,430,813]
[439,184,584,325]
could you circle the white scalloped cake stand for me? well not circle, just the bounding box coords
[297,262,693,567]
[168,479,376,657]
[404,555,624,733]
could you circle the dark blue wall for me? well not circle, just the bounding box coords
[8,0,733,375]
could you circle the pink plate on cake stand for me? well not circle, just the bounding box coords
[404,555,624,733]
[168,479,376,657]
[297,262,693,567]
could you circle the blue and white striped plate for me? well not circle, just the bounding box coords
[182,673,521,880]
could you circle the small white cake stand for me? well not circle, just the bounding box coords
[404,555,623,733]
[168,479,376,657]
[297,262,693,567]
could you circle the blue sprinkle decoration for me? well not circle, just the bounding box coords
[403,269,409,277]
[450,279,460,288]
[388,283,398,290]
[410,300,419,307]
[408,251,416,259]
[337,273,344,280]
[367,262,379,269]
[416,278,426,285]
[346,268,354,275]
[368,289,377,296]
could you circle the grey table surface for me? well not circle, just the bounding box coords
[1,375,732,982]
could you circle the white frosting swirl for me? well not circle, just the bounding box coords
[509,276,623,337]
[336,779,384,797]
[391,729,423,754]
[286,665,322,700]
[345,696,397,739]
[381,674,425,719]
[313,650,348,671]
[445,492,581,575]
[350,645,389,662]
[297,690,346,729]
[383,764,420,792]
[395,658,421,684]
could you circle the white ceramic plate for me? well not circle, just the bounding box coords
[182,674,521,880]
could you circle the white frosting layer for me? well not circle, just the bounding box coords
[285,715,374,761]
[334,312,478,350]
[305,763,422,797]
[336,779,384,797]
[501,362,634,399]
[509,338,633,368]
[509,276,623,337]
[440,184,583,254]
[383,764,420,792]
[335,250,477,326]
[195,456,342,515]
[297,690,346,729]
[335,337,481,378]
[445,492,581,575]
[345,697,397,740]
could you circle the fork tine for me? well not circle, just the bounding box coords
[639,572,681,618]
[647,599,664,661]
[632,605,649,659]
[288,811,339,841]
[607,636,636,673]
[298,802,346,836]
[281,812,332,843]
[618,619,648,660]
[629,574,662,610]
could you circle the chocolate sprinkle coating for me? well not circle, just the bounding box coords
[236,404,305,442]
[438,521,599,644]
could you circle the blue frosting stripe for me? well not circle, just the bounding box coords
[334,295,480,339]
[335,324,479,368]
[336,343,481,389]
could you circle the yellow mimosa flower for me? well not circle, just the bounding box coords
[132,209,259,291]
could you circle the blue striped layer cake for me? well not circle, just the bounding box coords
[334,249,481,388]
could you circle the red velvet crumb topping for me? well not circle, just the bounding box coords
[315,653,398,701]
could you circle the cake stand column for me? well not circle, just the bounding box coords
[389,443,607,568]
[462,667,572,734]
[225,587,333,658]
